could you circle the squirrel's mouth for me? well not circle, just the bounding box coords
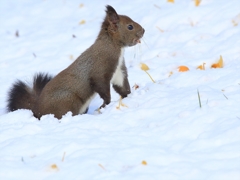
[131,38,142,46]
[128,28,145,47]
[132,28,144,46]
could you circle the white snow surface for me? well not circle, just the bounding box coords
[1,0,240,179]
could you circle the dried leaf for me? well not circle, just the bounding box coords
[169,71,173,77]
[79,3,84,8]
[218,56,223,67]
[167,0,174,3]
[51,164,59,171]
[140,63,155,83]
[69,55,74,60]
[194,0,201,6]
[132,84,139,90]
[232,20,238,26]
[211,55,223,68]
[142,160,147,165]
[140,63,150,71]
[79,20,86,25]
[232,13,240,26]
[178,66,189,72]
[197,63,205,70]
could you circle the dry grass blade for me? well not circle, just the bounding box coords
[145,71,155,83]
[223,94,228,100]
[154,4,161,9]
[98,164,106,170]
[197,89,202,108]
[62,152,66,162]
[156,26,164,33]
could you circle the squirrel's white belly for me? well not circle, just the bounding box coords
[111,48,125,87]
[79,93,96,114]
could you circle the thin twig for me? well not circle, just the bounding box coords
[62,152,66,162]
[223,94,228,100]
[197,89,202,108]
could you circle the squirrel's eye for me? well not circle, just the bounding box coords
[128,25,133,30]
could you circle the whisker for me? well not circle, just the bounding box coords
[142,38,150,50]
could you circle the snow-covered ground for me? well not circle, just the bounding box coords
[1,0,240,179]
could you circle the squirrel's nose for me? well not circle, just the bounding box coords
[137,28,145,38]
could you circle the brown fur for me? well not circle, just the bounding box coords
[7,5,145,119]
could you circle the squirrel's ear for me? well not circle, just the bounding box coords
[106,5,119,31]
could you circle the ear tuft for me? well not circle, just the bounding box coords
[106,5,119,24]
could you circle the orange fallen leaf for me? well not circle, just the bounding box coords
[142,160,147,165]
[197,63,205,70]
[211,55,223,68]
[51,164,59,171]
[167,0,174,3]
[194,0,201,6]
[178,66,189,72]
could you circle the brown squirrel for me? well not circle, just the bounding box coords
[7,5,145,119]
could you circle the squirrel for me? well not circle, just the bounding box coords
[6,5,145,119]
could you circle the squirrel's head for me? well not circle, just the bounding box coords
[103,5,145,47]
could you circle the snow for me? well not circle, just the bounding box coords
[0,0,240,179]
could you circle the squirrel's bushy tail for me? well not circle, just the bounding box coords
[7,73,52,112]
